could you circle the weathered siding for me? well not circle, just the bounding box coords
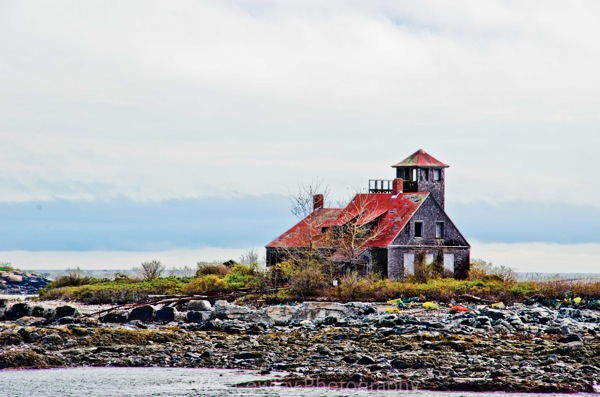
[386,195,470,280]
[393,195,468,247]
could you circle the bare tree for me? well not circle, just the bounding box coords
[279,183,387,278]
[289,178,331,219]
[239,248,259,265]
[334,195,385,261]
[136,260,165,280]
[167,265,196,277]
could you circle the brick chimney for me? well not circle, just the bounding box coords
[392,178,403,196]
[313,194,324,210]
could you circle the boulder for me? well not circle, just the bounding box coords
[129,305,155,322]
[213,300,250,319]
[100,310,129,323]
[187,300,211,311]
[41,333,64,346]
[558,334,582,343]
[234,352,262,360]
[213,300,273,326]
[5,303,31,321]
[155,306,177,323]
[55,305,79,319]
[265,305,300,325]
[31,306,53,319]
[186,311,211,323]
[7,274,23,283]
[357,355,376,365]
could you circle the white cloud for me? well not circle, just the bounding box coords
[0,0,599,207]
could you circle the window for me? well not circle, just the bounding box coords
[435,222,444,238]
[443,253,454,273]
[422,168,429,181]
[433,169,441,181]
[404,253,415,275]
[414,221,423,238]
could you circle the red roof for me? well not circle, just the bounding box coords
[391,149,448,168]
[266,192,427,249]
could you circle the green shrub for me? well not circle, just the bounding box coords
[196,263,231,277]
[288,261,328,298]
[45,268,97,289]
[182,275,226,294]
[469,259,517,283]
[0,262,14,271]
[223,264,265,289]
[39,276,188,304]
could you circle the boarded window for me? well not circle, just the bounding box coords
[435,222,444,238]
[444,253,455,273]
[414,221,423,238]
[433,169,441,181]
[404,253,415,275]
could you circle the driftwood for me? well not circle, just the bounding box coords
[82,287,282,318]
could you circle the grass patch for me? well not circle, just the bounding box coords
[39,276,191,304]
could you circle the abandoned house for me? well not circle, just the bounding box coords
[266,149,470,279]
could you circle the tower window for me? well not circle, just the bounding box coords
[433,169,441,181]
[422,169,429,181]
[435,222,444,238]
[414,221,423,238]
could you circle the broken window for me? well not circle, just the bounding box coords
[414,221,423,238]
[433,169,441,181]
[435,222,444,238]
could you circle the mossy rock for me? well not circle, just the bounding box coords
[0,349,48,369]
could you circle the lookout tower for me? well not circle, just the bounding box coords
[391,149,449,209]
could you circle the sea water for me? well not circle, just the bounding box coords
[0,368,597,397]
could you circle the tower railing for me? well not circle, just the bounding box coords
[368,179,419,193]
[368,179,393,193]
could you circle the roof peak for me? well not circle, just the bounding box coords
[391,149,448,168]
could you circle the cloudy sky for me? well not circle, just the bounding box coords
[1,1,599,272]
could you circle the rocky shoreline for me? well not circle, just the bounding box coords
[0,270,51,295]
[1,298,600,392]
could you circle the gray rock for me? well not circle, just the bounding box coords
[187,300,211,311]
[55,305,78,319]
[186,310,211,323]
[357,355,376,365]
[31,306,53,318]
[558,333,582,343]
[42,333,64,346]
[100,310,129,323]
[265,305,300,325]
[129,305,155,322]
[5,303,31,320]
[234,352,262,360]
[155,307,177,323]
